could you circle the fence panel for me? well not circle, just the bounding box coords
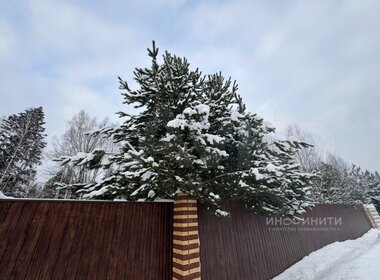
[198,203,371,280]
[0,200,173,280]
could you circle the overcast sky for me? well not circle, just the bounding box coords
[1,0,379,172]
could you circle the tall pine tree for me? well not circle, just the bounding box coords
[58,42,314,217]
[367,171,380,212]
[0,107,46,197]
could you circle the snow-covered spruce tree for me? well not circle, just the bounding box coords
[58,42,314,217]
[345,165,371,203]
[311,154,372,205]
[0,107,46,197]
[367,171,380,212]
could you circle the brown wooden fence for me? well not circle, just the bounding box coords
[0,199,373,280]
[0,200,173,280]
[198,202,372,280]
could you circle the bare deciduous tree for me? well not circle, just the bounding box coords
[286,124,324,173]
[44,110,119,198]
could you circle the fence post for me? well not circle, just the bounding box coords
[358,202,376,229]
[360,203,380,229]
[172,193,201,280]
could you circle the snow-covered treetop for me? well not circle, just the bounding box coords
[57,42,315,218]
[0,107,46,196]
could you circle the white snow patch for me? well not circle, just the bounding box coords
[131,185,146,196]
[215,209,229,217]
[194,159,205,165]
[161,134,176,142]
[71,152,87,161]
[209,192,220,200]
[0,191,11,199]
[204,134,224,144]
[230,110,242,122]
[167,118,186,129]
[238,180,250,188]
[148,190,155,198]
[83,186,109,198]
[183,107,195,116]
[195,104,210,115]
[175,176,184,182]
[205,147,228,157]
[154,198,174,202]
[141,171,155,181]
[250,168,265,180]
[263,120,275,131]
[266,163,277,172]
[274,229,380,280]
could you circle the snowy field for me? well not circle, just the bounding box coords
[274,229,380,280]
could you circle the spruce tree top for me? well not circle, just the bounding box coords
[0,107,46,195]
[58,42,314,218]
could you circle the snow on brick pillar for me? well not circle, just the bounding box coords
[358,202,376,229]
[172,193,201,280]
[362,204,380,229]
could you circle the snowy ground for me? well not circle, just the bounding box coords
[274,229,380,280]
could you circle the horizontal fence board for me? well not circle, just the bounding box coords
[0,200,173,280]
[198,202,371,280]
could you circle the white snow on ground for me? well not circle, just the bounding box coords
[274,229,380,280]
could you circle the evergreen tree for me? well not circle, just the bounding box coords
[345,165,370,203]
[312,154,371,204]
[0,107,46,196]
[58,42,314,217]
[312,155,350,204]
[40,170,65,198]
[366,171,380,211]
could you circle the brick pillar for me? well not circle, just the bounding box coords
[361,203,380,229]
[172,193,201,280]
[358,202,376,228]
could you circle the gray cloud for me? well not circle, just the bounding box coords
[0,0,379,172]
[183,0,380,170]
